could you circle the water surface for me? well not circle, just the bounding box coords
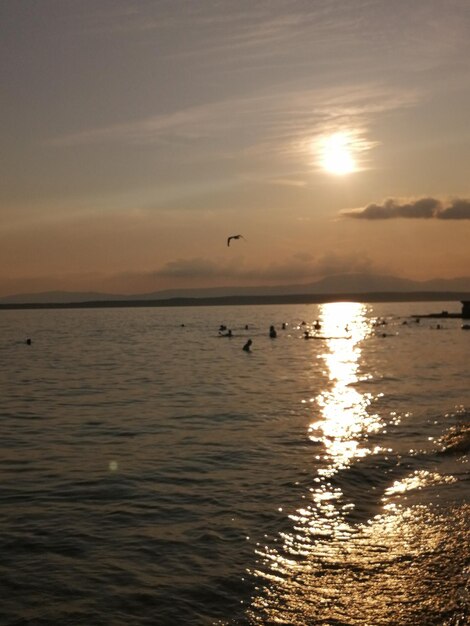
[0,302,468,624]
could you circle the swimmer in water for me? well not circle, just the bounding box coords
[269,325,277,338]
[243,339,252,352]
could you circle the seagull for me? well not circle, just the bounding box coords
[227,234,245,247]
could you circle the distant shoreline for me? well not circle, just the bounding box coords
[0,291,469,311]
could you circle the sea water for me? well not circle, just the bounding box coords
[0,301,468,625]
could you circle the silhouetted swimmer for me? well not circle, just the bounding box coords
[243,339,252,352]
[303,331,311,339]
[26,338,32,345]
[313,320,321,330]
[221,329,233,337]
[300,321,306,326]
[245,324,249,330]
[281,322,286,330]
[219,324,227,332]
[269,325,277,338]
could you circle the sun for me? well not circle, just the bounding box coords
[317,131,357,175]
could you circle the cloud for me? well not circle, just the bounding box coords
[0,251,380,297]
[49,83,417,154]
[154,257,230,279]
[313,251,374,276]
[438,198,470,219]
[152,251,376,284]
[342,197,470,220]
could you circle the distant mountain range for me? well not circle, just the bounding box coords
[1,273,470,304]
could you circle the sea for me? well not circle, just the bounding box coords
[0,301,468,626]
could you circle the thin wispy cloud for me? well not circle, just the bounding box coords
[85,0,470,79]
[49,83,418,158]
[90,1,372,54]
[342,198,470,220]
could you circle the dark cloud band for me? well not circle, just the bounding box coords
[342,197,470,220]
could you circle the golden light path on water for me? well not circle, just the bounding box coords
[309,302,381,480]
[246,303,469,625]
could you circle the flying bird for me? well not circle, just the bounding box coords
[227,234,245,247]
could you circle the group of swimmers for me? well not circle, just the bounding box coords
[218,322,286,351]
[218,320,324,352]
[238,317,455,347]
[216,315,429,350]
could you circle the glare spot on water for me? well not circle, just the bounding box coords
[108,460,118,472]
[383,470,458,500]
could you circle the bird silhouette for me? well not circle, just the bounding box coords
[227,234,245,247]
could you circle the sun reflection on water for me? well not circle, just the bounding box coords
[246,303,468,625]
[248,303,386,616]
[310,302,382,477]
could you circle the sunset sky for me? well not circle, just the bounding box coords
[1,0,470,296]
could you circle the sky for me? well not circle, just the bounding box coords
[1,0,470,296]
